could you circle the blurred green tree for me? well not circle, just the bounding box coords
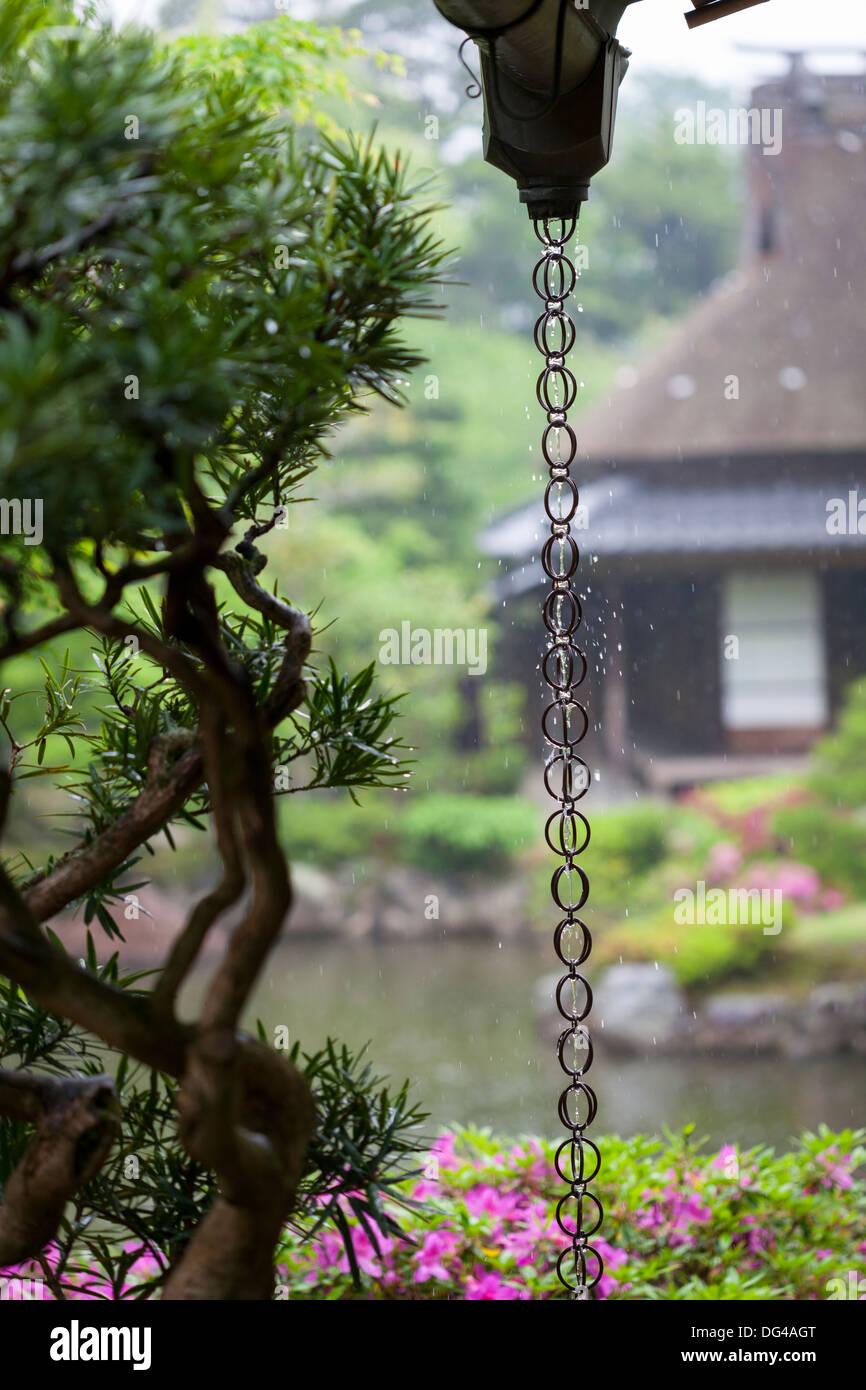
[160,4,743,341]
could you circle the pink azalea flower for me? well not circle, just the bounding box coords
[413,1230,461,1284]
[735,1214,775,1255]
[706,841,743,882]
[464,1268,525,1300]
[409,1180,440,1202]
[315,1232,345,1272]
[712,1144,739,1173]
[429,1132,460,1171]
[817,1148,854,1190]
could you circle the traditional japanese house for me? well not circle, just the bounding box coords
[480,58,866,791]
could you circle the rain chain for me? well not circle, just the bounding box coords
[532,216,603,1299]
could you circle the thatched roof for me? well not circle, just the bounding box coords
[572,67,866,472]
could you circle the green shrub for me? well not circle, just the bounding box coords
[665,802,725,861]
[581,804,668,913]
[811,675,866,809]
[456,744,529,796]
[773,802,866,899]
[397,793,538,873]
[701,773,805,816]
[597,911,780,986]
[588,804,667,874]
[280,795,386,867]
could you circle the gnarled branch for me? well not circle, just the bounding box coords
[162,1029,313,1300]
[0,1069,119,1267]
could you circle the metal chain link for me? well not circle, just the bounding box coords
[531,216,603,1300]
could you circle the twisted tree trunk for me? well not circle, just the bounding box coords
[0,529,317,1299]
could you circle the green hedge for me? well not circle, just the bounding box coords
[398,793,538,873]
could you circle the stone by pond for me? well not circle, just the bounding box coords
[536,962,866,1057]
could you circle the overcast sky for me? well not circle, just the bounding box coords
[619,0,866,92]
[106,1,866,93]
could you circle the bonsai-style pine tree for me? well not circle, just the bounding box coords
[0,2,444,1299]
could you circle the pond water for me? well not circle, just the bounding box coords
[187,938,866,1149]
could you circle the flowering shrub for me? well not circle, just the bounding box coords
[681,786,799,859]
[705,839,744,881]
[3,1127,864,1301]
[706,851,842,915]
[0,1244,164,1301]
[688,769,864,911]
[734,860,845,914]
[273,1130,626,1301]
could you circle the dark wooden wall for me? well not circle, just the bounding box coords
[823,567,866,717]
[623,575,724,755]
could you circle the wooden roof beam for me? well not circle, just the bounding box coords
[686,0,771,30]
